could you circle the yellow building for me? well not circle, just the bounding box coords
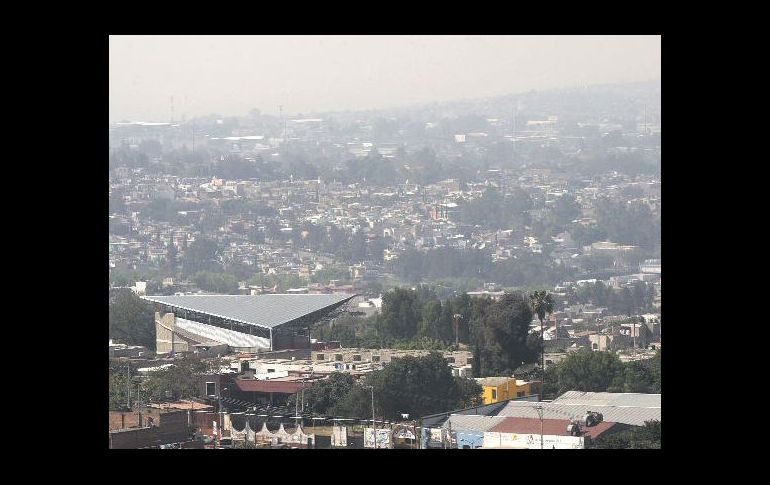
[475,377,540,404]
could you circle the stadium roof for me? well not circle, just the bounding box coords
[142,294,354,330]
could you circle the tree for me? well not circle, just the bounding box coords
[379,288,422,340]
[365,353,482,420]
[303,373,358,414]
[182,237,220,276]
[419,300,443,340]
[473,293,537,377]
[591,420,661,449]
[141,358,210,402]
[109,361,136,411]
[319,354,483,420]
[543,349,626,398]
[165,244,179,275]
[109,289,156,349]
[193,271,240,294]
[530,290,554,377]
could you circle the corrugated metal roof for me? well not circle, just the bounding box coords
[143,294,354,330]
[443,415,507,432]
[496,394,660,427]
[176,318,270,349]
[553,391,661,408]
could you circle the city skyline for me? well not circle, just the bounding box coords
[109,35,661,122]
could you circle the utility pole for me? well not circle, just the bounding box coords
[295,381,301,428]
[218,388,222,446]
[535,405,544,449]
[368,385,377,450]
[126,363,131,410]
[137,382,143,427]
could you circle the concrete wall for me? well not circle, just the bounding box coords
[108,409,192,448]
[155,312,189,354]
[109,427,157,449]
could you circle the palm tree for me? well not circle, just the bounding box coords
[530,290,554,388]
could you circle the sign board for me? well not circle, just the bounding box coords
[364,428,392,448]
[483,432,584,449]
[331,425,348,447]
[394,427,416,440]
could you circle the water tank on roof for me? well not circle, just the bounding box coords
[583,411,603,427]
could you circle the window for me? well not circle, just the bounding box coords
[335,354,343,361]
[352,355,361,362]
[206,382,216,396]
[317,353,325,360]
[491,389,497,400]
[467,357,473,365]
[372,355,380,362]
[267,368,275,373]
[445,357,455,363]
[517,391,525,398]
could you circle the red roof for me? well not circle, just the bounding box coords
[490,417,616,439]
[234,379,304,394]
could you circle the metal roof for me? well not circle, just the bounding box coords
[442,415,507,432]
[496,392,661,427]
[490,417,617,439]
[176,317,269,349]
[142,294,354,330]
[553,391,661,408]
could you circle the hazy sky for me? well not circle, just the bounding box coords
[109,35,661,122]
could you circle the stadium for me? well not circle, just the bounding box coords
[143,294,355,354]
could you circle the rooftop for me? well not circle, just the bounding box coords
[490,417,616,439]
[475,377,514,387]
[497,392,660,426]
[147,400,214,411]
[142,293,355,330]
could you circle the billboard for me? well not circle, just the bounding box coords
[394,427,416,440]
[331,425,348,447]
[364,428,392,448]
[483,432,584,449]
